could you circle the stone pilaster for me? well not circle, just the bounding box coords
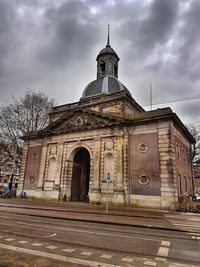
[91,137,101,192]
[115,135,124,192]
[158,122,176,209]
[37,142,47,188]
[17,141,29,195]
[123,129,129,202]
[56,141,64,186]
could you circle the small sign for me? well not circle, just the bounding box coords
[151,171,158,177]
[106,172,111,186]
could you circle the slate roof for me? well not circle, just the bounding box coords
[96,44,119,61]
[81,76,132,98]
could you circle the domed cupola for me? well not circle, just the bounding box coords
[81,26,132,99]
[96,27,119,79]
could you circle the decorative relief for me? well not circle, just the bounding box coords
[67,114,103,128]
[138,174,150,186]
[32,153,38,160]
[49,144,57,156]
[30,176,36,183]
[58,113,118,131]
[76,139,82,146]
[105,139,114,151]
[138,143,148,153]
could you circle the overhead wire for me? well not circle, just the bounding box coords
[141,96,200,125]
[142,96,200,107]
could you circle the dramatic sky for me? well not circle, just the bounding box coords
[0,0,200,124]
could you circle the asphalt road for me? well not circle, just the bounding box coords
[0,199,199,267]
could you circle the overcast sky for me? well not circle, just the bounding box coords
[0,0,200,124]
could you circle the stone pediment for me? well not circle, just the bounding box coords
[38,109,123,136]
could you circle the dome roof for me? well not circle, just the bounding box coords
[81,75,132,98]
[96,44,119,61]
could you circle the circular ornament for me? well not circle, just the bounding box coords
[138,143,148,153]
[138,174,150,186]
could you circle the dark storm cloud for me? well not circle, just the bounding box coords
[173,101,200,124]
[118,0,179,61]
[0,1,19,74]
[38,0,100,68]
[0,0,199,124]
[175,0,200,81]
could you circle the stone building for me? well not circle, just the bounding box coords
[17,33,194,209]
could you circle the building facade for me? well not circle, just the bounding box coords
[0,144,19,191]
[17,35,194,209]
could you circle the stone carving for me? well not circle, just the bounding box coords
[105,139,114,151]
[56,112,120,132]
[32,153,38,160]
[76,139,82,146]
[49,144,57,156]
[67,114,105,128]
[30,176,36,183]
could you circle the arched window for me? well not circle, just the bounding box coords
[178,173,182,195]
[114,64,118,76]
[100,63,106,73]
[184,175,187,192]
[176,143,180,159]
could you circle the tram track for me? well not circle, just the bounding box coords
[0,219,159,258]
[0,213,199,266]
[0,202,191,233]
[0,210,198,244]
[0,202,165,219]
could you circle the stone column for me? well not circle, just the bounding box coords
[91,137,101,192]
[115,135,124,192]
[37,141,48,189]
[59,142,67,200]
[16,141,29,195]
[55,141,64,186]
[158,122,176,209]
[123,130,129,201]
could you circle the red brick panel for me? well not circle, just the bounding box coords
[24,146,42,190]
[129,133,160,196]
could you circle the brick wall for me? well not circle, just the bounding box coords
[129,132,160,196]
[24,145,42,190]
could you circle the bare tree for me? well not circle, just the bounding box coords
[0,91,55,164]
[186,123,200,162]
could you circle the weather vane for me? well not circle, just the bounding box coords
[107,24,110,46]
[108,24,110,33]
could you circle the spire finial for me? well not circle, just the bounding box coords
[106,24,110,47]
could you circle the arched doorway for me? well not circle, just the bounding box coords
[71,148,90,201]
